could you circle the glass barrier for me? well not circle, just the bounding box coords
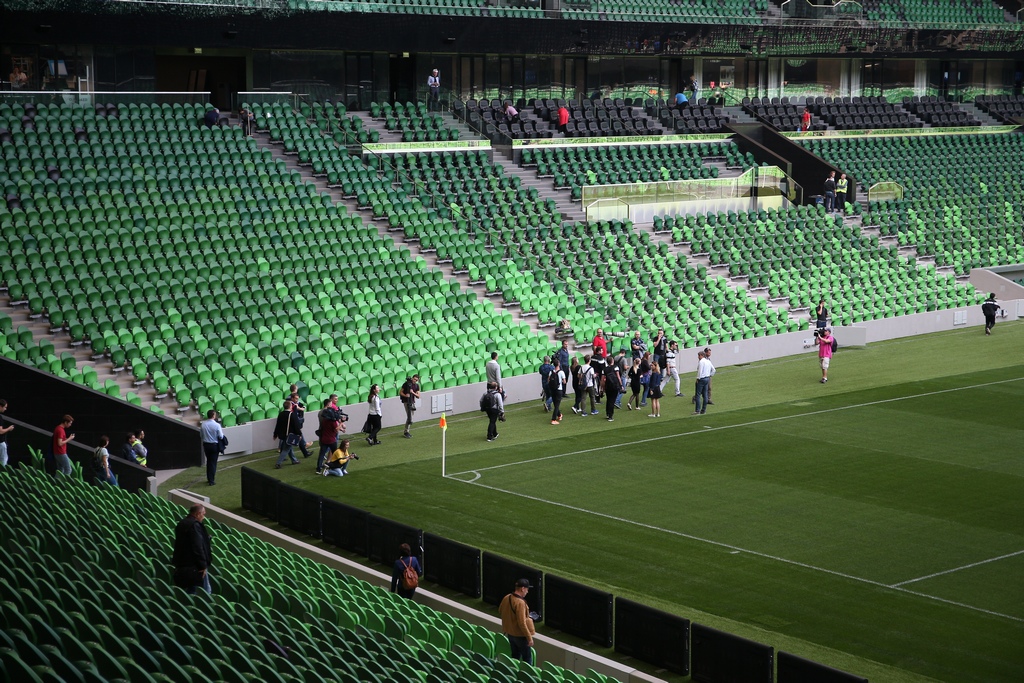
[868,181,904,202]
[0,91,211,108]
[238,91,294,107]
[583,166,801,222]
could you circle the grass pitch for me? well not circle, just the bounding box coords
[168,321,1024,683]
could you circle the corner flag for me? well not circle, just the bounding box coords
[440,412,448,477]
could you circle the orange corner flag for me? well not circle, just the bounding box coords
[439,413,447,431]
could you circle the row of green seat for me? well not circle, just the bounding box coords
[803,133,1024,277]
[1,101,559,419]
[663,205,983,326]
[0,465,618,683]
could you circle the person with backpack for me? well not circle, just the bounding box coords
[816,327,835,384]
[569,357,584,415]
[391,543,422,599]
[575,354,599,415]
[482,381,505,442]
[538,356,554,411]
[399,374,420,439]
[603,360,622,422]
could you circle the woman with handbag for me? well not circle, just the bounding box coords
[647,362,663,418]
[273,400,301,469]
[366,384,383,446]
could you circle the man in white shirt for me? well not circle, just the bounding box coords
[427,69,440,111]
[575,354,599,415]
[693,351,716,415]
[200,410,225,486]
[662,341,681,397]
[486,352,503,394]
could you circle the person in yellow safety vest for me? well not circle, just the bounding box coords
[835,173,849,215]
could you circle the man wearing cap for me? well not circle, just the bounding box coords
[815,327,834,384]
[982,293,1001,335]
[499,579,536,663]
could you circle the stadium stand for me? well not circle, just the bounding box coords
[742,97,829,132]
[860,0,1010,26]
[974,94,1024,123]
[0,464,627,683]
[802,133,1024,276]
[806,95,921,130]
[657,102,734,135]
[560,0,768,24]
[901,96,982,127]
[247,100,610,338]
[0,100,558,422]
[674,205,983,325]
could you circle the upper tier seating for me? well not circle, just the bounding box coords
[742,97,828,132]
[670,206,982,326]
[561,0,768,23]
[974,94,1024,123]
[0,101,555,422]
[457,98,662,140]
[657,102,734,135]
[802,133,1024,276]
[861,0,1009,26]
[901,96,981,127]
[267,102,607,333]
[806,95,920,130]
[0,464,621,683]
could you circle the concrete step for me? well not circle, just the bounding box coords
[249,112,558,346]
[632,219,794,317]
[1,298,183,420]
[958,101,1002,128]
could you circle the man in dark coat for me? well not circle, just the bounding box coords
[172,504,212,594]
[982,294,1001,335]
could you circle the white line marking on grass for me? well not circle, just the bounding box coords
[447,376,1024,477]
[449,375,1024,623]
[891,549,1024,587]
[456,478,1024,623]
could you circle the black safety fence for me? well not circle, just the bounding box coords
[242,467,868,682]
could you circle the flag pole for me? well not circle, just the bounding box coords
[440,412,448,477]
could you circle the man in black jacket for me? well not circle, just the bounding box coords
[982,294,1001,335]
[172,504,212,594]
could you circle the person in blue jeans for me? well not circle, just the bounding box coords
[0,399,13,467]
[639,352,652,407]
[52,414,75,476]
[272,401,300,468]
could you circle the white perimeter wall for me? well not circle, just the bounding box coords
[220,298,1021,456]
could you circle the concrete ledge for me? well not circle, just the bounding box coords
[167,488,667,683]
